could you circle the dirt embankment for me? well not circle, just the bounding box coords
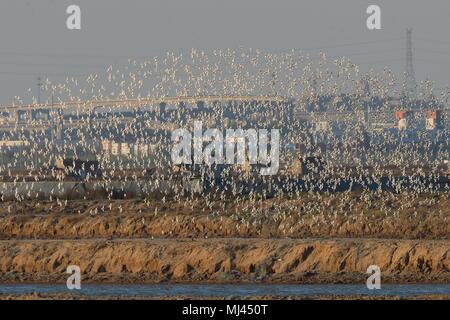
[0,193,448,240]
[0,193,448,286]
[0,239,448,284]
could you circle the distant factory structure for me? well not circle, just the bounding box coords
[0,140,30,149]
[395,109,444,131]
[54,157,102,180]
[425,110,444,130]
[395,111,410,131]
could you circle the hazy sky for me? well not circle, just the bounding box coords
[0,0,450,104]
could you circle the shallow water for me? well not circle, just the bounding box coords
[0,283,449,297]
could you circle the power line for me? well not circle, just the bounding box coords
[0,38,405,60]
[0,61,109,69]
[414,48,450,56]
[356,58,403,65]
[293,38,405,52]
[0,71,93,77]
[415,37,450,47]
[0,37,445,61]
[0,50,155,61]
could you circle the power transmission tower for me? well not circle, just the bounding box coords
[404,28,417,100]
[37,76,42,104]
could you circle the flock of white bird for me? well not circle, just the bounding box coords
[1,49,449,219]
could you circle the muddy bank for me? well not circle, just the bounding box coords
[0,239,448,284]
[0,193,448,240]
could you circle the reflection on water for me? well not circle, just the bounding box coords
[0,284,449,297]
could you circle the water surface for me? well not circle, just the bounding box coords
[0,283,448,297]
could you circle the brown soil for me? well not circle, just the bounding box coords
[0,238,448,284]
[0,193,448,240]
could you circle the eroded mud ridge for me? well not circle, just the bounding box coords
[0,192,448,240]
[0,239,448,284]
